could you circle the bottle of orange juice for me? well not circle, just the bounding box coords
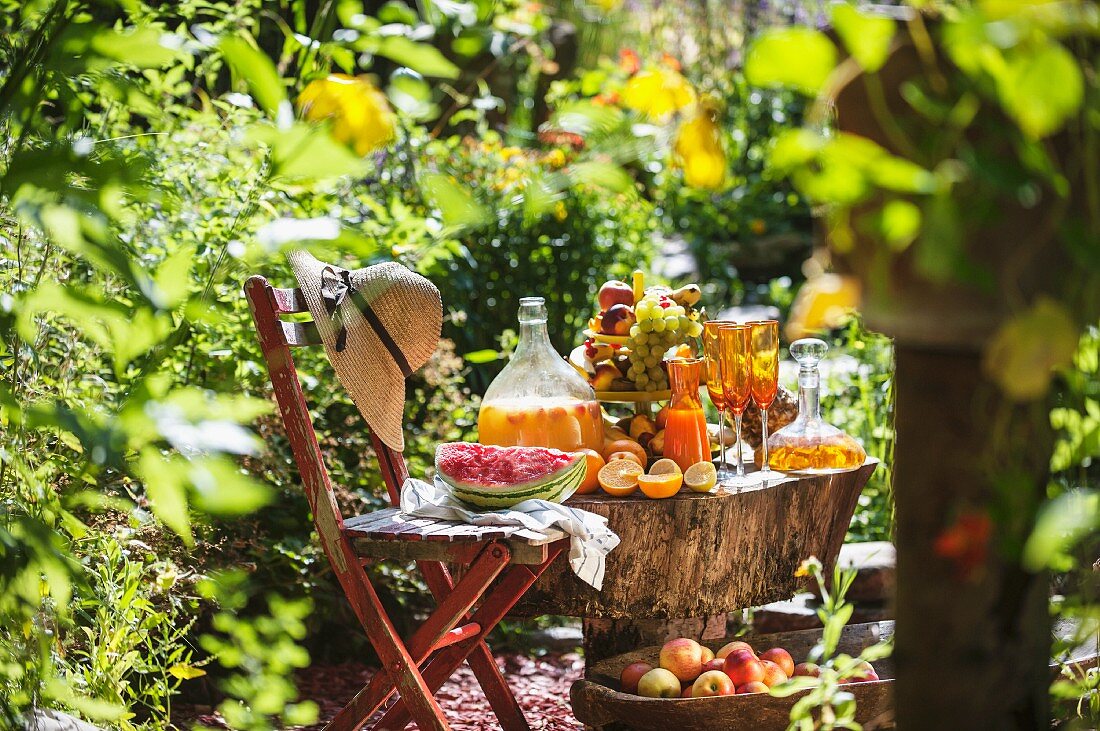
[664,357,710,471]
[478,297,602,453]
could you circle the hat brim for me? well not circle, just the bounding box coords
[287,250,410,452]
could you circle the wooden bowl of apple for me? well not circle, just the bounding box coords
[570,623,895,731]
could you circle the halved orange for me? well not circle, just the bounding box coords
[575,449,606,495]
[598,459,643,496]
[637,472,683,499]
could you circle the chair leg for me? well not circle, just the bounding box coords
[327,544,511,729]
[417,562,528,731]
[377,545,566,730]
[334,561,450,731]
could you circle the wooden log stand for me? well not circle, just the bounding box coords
[514,459,879,666]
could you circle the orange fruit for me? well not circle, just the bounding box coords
[637,472,683,499]
[575,449,605,495]
[648,458,682,476]
[684,461,718,493]
[598,459,643,496]
[602,438,647,466]
[607,450,644,467]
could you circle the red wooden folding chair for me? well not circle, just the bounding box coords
[245,275,569,730]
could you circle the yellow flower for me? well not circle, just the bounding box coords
[674,104,726,190]
[554,200,568,221]
[297,74,395,156]
[983,298,1080,401]
[592,0,623,12]
[785,273,861,340]
[621,68,695,120]
[544,149,567,169]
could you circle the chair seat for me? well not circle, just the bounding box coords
[344,509,567,565]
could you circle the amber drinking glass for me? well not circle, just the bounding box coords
[718,324,752,481]
[703,321,733,480]
[749,320,780,474]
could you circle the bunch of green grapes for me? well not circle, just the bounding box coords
[625,293,704,391]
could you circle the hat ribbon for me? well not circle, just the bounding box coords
[320,266,413,378]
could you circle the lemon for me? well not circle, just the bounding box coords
[648,458,682,476]
[684,461,717,493]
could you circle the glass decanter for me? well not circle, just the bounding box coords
[478,297,603,452]
[766,338,866,473]
[664,357,710,472]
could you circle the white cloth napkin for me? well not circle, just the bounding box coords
[400,476,620,590]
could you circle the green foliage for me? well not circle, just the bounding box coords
[774,557,893,731]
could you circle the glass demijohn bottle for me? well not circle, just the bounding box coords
[478,297,603,452]
[766,338,867,473]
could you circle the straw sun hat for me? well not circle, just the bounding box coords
[287,250,442,452]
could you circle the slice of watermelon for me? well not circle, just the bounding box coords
[435,442,586,509]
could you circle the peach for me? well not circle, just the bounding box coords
[591,362,621,391]
[659,638,706,682]
[691,670,735,697]
[620,662,653,694]
[723,651,765,686]
[716,640,755,660]
[699,646,715,664]
[736,681,770,694]
[637,667,681,698]
[760,659,788,688]
[701,658,725,673]
[759,648,795,677]
[599,280,634,311]
[793,662,821,678]
[601,303,636,336]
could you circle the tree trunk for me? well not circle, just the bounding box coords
[893,347,1050,729]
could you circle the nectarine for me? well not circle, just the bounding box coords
[691,670,735,697]
[716,640,755,660]
[637,668,681,698]
[760,648,795,677]
[659,638,705,682]
[736,681,770,694]
[723,651,765,686]
[760,659,788,688]
[620,662,653,694]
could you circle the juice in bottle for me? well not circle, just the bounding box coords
[478,397,602,452]
[478,296,603,453]
[664,358,710,472]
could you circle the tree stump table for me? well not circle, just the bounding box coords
[513,459,879,667]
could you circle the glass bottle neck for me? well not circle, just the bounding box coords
[798,367,822,420]
[515,319,554,357]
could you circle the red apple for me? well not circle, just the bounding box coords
[736,681,770,694]
[847,661,879,683]
[680,686,693,698]
[701,659,725,673]
[716,640,756,660]
[759,648,795,677]
[600,303,636,336]
[760,659,788,688]
[659,638,706,682]
[691,670,735,697]
[637,667,681,698]
[700,646,715,664]
[620,662,653,694]
[793,662,821,678]
[723,651,765,686]
[599,280,634,310]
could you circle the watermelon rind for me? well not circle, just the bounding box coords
[435,443,586,509]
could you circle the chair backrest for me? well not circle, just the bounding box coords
[243,276,409,530]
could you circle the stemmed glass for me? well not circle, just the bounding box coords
[749,320,780,474]
[718,323,752,482]
[702,321,734,481]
